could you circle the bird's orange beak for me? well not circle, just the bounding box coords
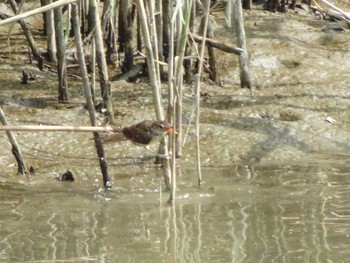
[166,127,173,133]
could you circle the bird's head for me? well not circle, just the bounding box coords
[150,120,173,137]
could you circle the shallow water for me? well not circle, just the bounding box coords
[1,163,350,262]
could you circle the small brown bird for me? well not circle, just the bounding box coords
[101,120,173,146]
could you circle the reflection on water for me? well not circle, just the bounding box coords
[1,164,350,262]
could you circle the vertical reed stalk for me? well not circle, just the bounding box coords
[90,0,115,123]
[135,0,163,119]
[194,0,211,187]
[119,0,134,72]
[233,0,253,96]
[167,0,193,203]
[162,0,170,62]
[102,0,117,63]
[184,2,196,83]
[174,0,193,158]
[155,0,164,77]
[43,0,57,62]
[146,0,161,83]
[166,0,176,204]
[71,3,112,189]
[206,18,217,82]
[54,3,68,102]
[166,0,174,122]
[89,38,96,103]
[136,0,173,199]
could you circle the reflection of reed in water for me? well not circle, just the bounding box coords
[1,165,344,262]
[160,165,333,262]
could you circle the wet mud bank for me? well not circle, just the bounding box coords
[0,5,349,175]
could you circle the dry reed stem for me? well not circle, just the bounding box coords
[0,125,116,133]
[0,0,78,26]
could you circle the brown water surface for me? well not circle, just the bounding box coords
[1,163,350,262]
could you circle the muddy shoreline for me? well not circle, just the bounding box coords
[0,5,349,174]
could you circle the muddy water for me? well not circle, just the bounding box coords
[1,2,350,262]
[1,164,350,262]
